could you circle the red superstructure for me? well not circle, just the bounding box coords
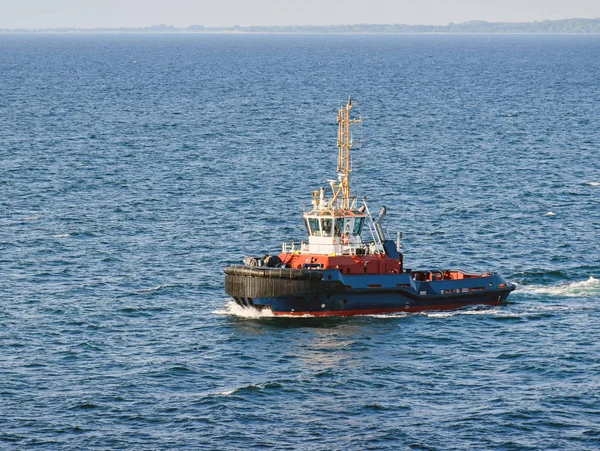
[279,253,401,275]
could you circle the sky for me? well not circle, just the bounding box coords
[1,0,599,29]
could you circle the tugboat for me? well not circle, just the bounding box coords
[224,98,515,316]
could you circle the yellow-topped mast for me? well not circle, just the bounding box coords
[331,97,362,209]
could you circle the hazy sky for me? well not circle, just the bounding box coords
[2,0,599,29]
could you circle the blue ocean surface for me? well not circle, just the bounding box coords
[1,33,599,449]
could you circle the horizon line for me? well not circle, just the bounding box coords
[2,17,600,32]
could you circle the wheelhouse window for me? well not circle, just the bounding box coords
[353,217,365,235]
[344,218,353,234]
[321,218,333,237]
[334,218,344,237]
[308,218,320,236]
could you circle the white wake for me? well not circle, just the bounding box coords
[519,276,599,297]
[213,300,276,318]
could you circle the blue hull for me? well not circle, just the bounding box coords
[225,267,515,317]
[249,290,512,316]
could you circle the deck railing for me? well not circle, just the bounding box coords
[281,241,309,254]
[282,240,376,256]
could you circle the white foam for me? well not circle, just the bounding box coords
[584,182,599,187]
[213,300,275,318]
[529,305,587,312]
[54,233,70,238]
[214,382,277,396]
[361,312,411,318]
[519,276,599,297]
[214,303,510,319]
[424,307,503,318]
[545,211,556,216]
[216,389,236,396]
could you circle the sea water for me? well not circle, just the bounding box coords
[1,33,599,449]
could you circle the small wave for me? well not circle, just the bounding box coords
[428,230,444,236]
[215,381,282,396]
[213,300,275,318]
[54,233,70,238]
[528,304,593,313]
[169,365,194,373]
[216,388,237,396]
[544,211,556,216]
[363,403,392,411]
[71,402,98,410]
[508,269,568,284]
[519,276,599,297]
[584,182,599,187]
[138,284,180,293]
[119,305,168,315]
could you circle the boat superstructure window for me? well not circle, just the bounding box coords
[306,214,365,238]
[353,217,365,236]
[321,218,333,237]
[344,218,353,234]
[307,218,320,236]
[334,218,344,237]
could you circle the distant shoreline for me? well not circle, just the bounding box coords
[2,18,600,34]
[2,31,600,36]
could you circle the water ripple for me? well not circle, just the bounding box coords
[1,33,599,450]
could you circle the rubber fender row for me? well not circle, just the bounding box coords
[223,265,324,280]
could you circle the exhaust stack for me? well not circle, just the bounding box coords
[375,206,386,243]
